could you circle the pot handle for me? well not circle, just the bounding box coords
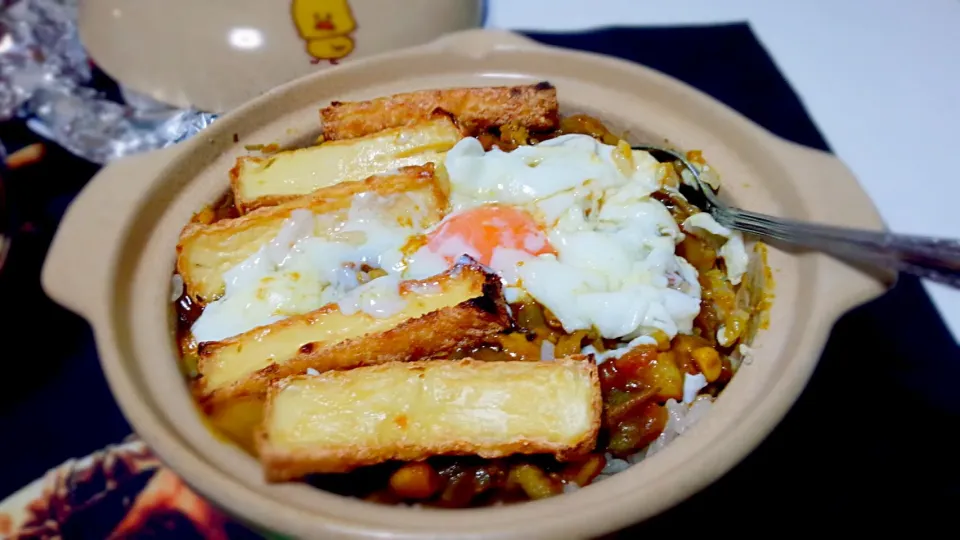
[766,138,891,308]
[41,146,180,318]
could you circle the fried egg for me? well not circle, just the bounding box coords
[681,212,748,285]
[403,134,741,343]
[191,191,433,343]
[191,132,748,353]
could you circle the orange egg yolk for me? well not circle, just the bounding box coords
[425,205,556,267]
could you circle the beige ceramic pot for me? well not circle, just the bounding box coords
[41,30,888,539]
[78,0,485,112]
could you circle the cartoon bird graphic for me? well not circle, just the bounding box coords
[291,0,358,64]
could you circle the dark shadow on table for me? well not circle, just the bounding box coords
[0,121,131,498]
[606,274,960,535]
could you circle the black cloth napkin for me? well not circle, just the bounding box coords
[0,22,956,534]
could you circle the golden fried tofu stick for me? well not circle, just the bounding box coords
[177,164,446,303]
[195,260,511,404]
[319,82,559,140]
[230,116,462,213]
[257,357,601,480]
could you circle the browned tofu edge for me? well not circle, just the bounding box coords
[176,164,443,302]
[319,82,559,141]
[256,357,601,481]
[231,189,303,214]
[228,115,460,214]
[193,260,512,405]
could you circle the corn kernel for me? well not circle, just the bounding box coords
[497,332,542,361]
[366,268,388,280]
[650,330,671,351]
[651,351,684,400]
[555,330,588,358]
[692,347,722,382]
[193,207,216,225]
[564,453,607,487]
[658,162,681,189]
[389,462,440,499]
[510,464,560,500]
[612,140,636,177]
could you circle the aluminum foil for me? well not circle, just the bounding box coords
[0,0,218,164]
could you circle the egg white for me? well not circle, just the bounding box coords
[190,191,432,343]
[404,133,718,343]
[188,132,748,355]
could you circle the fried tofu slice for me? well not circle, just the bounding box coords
[195,260,511,404]
[257,357,602,480]
[204,394,265,455]
[230,116,463,213]
[320,82,559,141]
[177,165,446,302]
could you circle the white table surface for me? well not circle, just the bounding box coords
[487,0,960,343]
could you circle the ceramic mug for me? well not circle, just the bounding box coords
[79,0,485,113]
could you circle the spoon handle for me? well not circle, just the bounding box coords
[721,208,960,288]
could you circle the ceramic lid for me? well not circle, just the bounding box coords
[78,0,484,113]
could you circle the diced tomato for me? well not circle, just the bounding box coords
[606,403,668,456]
[599,346,683,401]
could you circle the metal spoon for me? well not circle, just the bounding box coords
[634,145,960,288]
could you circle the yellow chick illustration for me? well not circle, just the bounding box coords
[291,0,357,64]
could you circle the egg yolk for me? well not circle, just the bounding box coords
[425,205,556,266]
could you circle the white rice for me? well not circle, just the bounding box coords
[593,395,715,482]
[682,373,707,403]
[563,483,580,493]
[628,448,648,465]
[170,273,184,302]
[645,396,714,458]
[601,454,631,475]
[540,340,556,361]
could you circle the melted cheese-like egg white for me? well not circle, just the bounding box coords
[191,192,426,343]
[681,212,748,285]
[403,133,731,342]
[516,186,702,340]
[443,134,662,212]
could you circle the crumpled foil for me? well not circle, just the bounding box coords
[0,0,218,164]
